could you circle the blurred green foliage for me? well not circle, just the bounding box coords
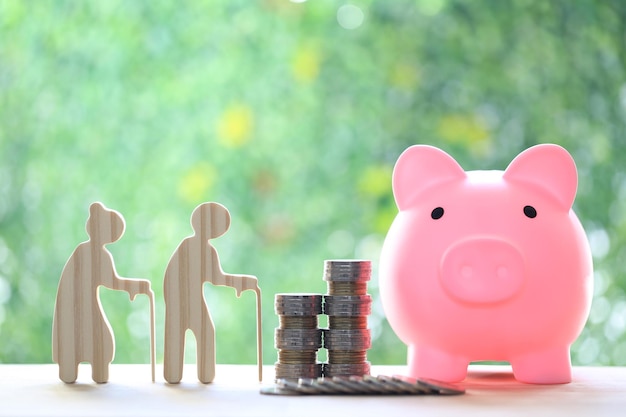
[1,0,625,368]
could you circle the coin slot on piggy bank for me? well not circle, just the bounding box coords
[379,144,593,384]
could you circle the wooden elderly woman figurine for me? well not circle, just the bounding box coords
[52,202,155,383]
[163,202,262,384]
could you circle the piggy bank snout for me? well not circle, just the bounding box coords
[440,238,525,304]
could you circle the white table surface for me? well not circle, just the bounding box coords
[1,364,625,416]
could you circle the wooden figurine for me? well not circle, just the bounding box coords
[52,202,156,383]
[163,202,262,384]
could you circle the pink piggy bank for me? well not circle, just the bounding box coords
[379,144,593,384]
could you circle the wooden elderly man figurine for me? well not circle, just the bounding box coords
[163,202,262,384]
[52,202,155,383]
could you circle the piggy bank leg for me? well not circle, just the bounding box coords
[408,345,469,383]
[511,347,571,384]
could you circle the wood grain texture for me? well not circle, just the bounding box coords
[2,365,626,417]
[163,202,262,384]
[52,202,155,383]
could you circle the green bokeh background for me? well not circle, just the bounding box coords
[1,0,625,368]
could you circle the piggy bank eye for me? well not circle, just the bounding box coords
[523,205,537,218]
[431,207,444,220]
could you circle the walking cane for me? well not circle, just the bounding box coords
[147,288,156,382]
[253,285,263,382]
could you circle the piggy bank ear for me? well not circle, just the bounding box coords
[503,144,578,210]
[392,145,466,210]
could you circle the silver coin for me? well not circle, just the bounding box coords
[323,260,372,283]
[324,259,372,270]
[278,349,318,364]
[385,376,433,394]
[390,374,436,394]
[332,376,380,394]
[275,328,322,350]
[278,315,318,329]
[263,374,465,396]
[275,293,323,316]
[295,378,336,394]
[417,378,466,395]
[274,362,323,380]
[327,350,368,364]
[347,375,388,394]
[362,375,405,394]
[327,281,368,296]
[390,374,465,395]
[376,375,424,394]
[328,316,368,330]
[323,328,371,350]
[323,362,370,377]
[323,271,371,283]
[313,378,356,394]
[323,295,372,316]
[279,378,322,394]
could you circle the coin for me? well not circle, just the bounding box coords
[324,295,372,316]
[327,281,368,296]
[272,260,374,382]
[323,260,371,283]
[327,350,368,364]
[261,374,466,396]
[275,328,322,350]
[418,378,465,395]
[274,293,324,381]
[323,361,371,377]
[274,362,323,380]
[304,378,355,394]
[278,350,318,364]
[323,328,371,351]
[279,315,318,329]
[324,259,372,271]
[328,316,368,329]
[275,293,323,316]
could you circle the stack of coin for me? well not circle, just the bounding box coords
[322,260,372,378]
[274,293,323,380]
